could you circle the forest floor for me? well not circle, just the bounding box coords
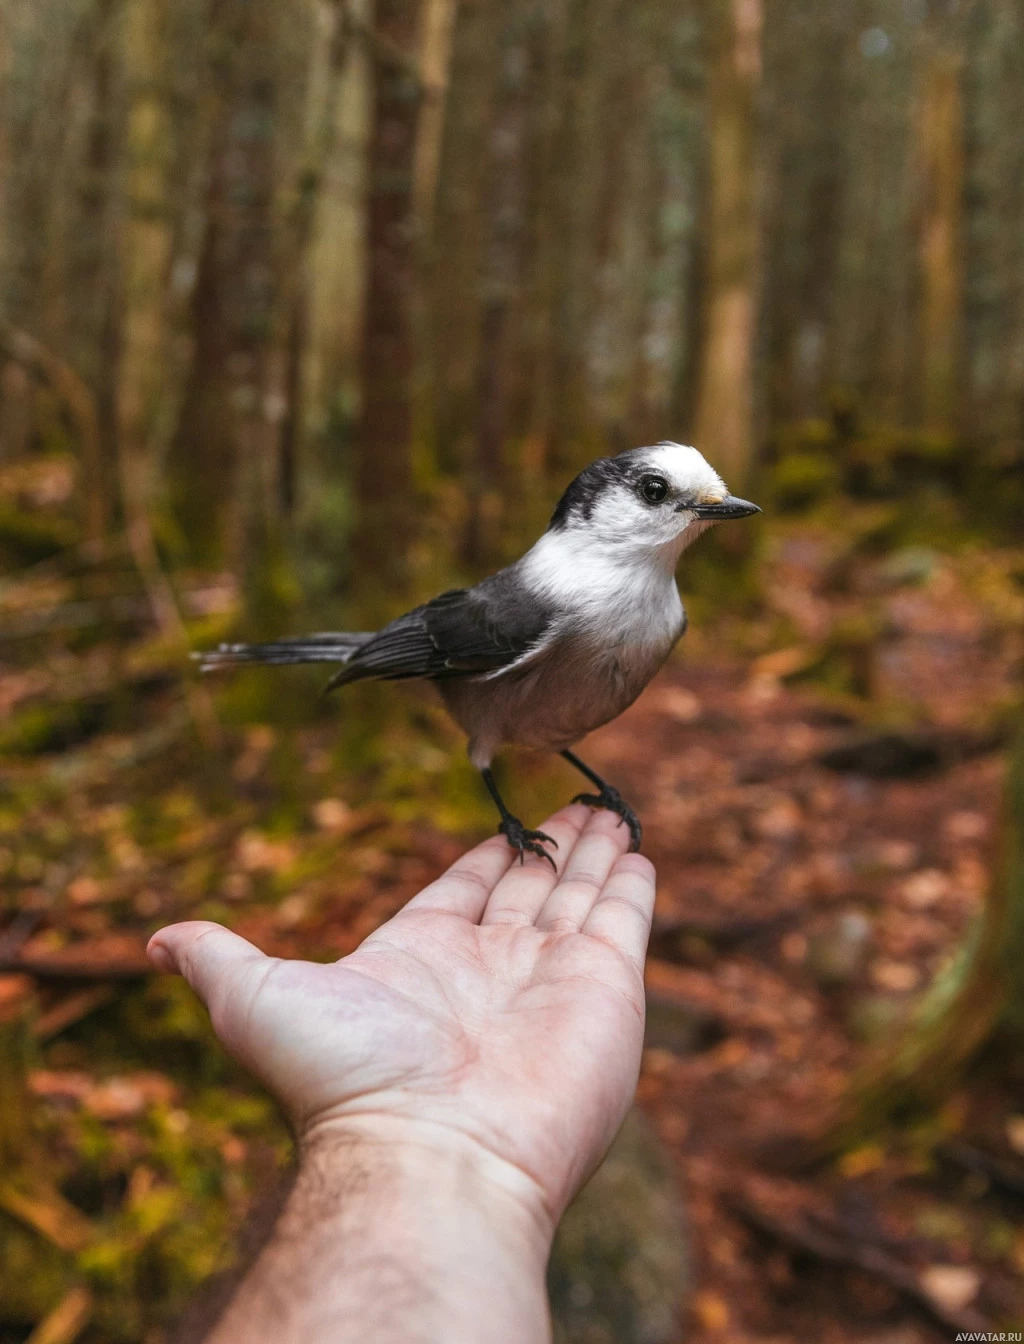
[2,493,1024,1342]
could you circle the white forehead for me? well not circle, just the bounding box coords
[641,442,727,498]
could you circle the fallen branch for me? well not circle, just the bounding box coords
[0,584,233,641]
[729,1184,991,1335]
[0,1182,94,1253]
[817,725,1005,778]
[649,910,797,961]
[33,986,115,1039]
[24,1284,93,1344]
[0,910,46,964]
[0,935,151,981]
[0,955,150,981]
[938,1140,1024,1200]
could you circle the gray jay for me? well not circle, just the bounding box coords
[199,442,759,866]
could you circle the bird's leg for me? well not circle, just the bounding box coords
[561,750,643,852]
[480,767,558,870]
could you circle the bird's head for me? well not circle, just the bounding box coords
[548,442,760,560]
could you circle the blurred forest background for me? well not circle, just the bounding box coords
[1,0,1024,1341]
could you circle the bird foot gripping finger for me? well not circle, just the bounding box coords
[498,818,559,871]
[571,787,643,853]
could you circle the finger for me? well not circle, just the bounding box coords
[534,808,632,933]
[402,832,517,921]
[147,921,269,1029]
[579,854,657,972]
[480,803,590,926]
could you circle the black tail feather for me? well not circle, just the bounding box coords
[196,633,372,672]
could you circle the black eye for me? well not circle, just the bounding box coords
[640,476,669,503]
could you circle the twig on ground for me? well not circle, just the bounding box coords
[729,1183,991,1335]
[0,910,47,964]
[33,987,116,1040]
[24,1285,93,1344]
[0,934,151,981]
[0,1183,94,1253]
[938,1140,1024,1199]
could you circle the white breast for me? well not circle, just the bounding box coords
[517,525,687,652]
[443,531,688,764]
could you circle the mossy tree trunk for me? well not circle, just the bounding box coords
[833,719,1024,1144]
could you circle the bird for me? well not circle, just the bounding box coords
[198,442,760,867]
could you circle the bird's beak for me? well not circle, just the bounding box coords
[691,495,761,520]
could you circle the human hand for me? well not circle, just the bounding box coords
[148,803,655,1229]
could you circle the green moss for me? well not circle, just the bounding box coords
[0,502,78,564]
[764,411,1007,546]
[0,1215,71,1324]
[768,450,841,509]
[0,699,109,757]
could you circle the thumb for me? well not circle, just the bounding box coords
[147,921,268,1028]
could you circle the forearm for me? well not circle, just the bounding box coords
[206,1117,555,1344]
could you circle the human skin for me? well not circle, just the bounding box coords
[148,802,656,1344]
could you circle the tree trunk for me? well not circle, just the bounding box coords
[829,718,1024,1148]
[424,0,498,479]
[278,0,353,520]
[758,0,848,426]
[413,0,459,236]
[917,32,964,434]
[961,0,1024,461]
[631,0,704,447]
[72,0,122,542]
[462,0,536,565]
[538,0,615,475]
[354,0,423,593]
[690,0,761,491]
[167,0,280,574]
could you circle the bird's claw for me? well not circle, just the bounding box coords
[498,818,559,871]
[571,787,643,853]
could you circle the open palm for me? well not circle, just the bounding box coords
[149,803,655,1220]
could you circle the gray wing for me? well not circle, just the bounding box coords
[325,574,554,691]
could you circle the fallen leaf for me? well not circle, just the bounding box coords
[275,894,308,928]
[750,645,818,681]
[236,830,298,872]
[874,839,920,872]
[29,1070,177,1117]
[945,810,988,841]
[918,1264,980,1313]
[29,1070,93,1103]
[1005,1115,1024,1157]
[658,687,702,722]
[754,797,803,840]
[901,869,950,909]
[870,959,921,993]
[312,797,353,831]
[67,877,104,905]
[839,1144,886,1179]
[87,1073,177,1119]
[692,1290,730,1331]
[0,973,34,1010]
